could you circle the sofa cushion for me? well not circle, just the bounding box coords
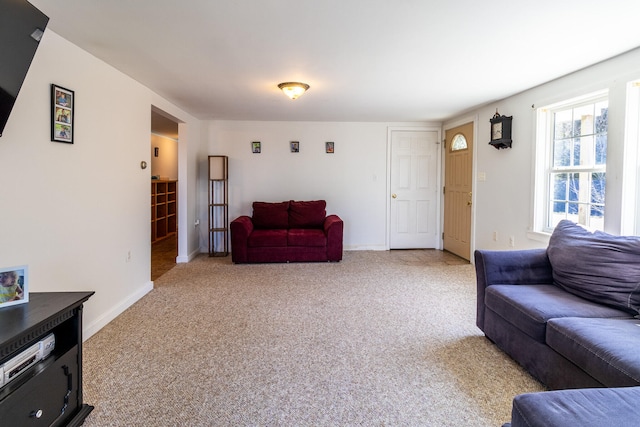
[247,229,288,247]
[547,220,640,315]
[252,201,290,229]
[287,229,327,247]
[485,284,632,343]
[508,386,640,427]
[546,317,640,387]
[289,200,326,229]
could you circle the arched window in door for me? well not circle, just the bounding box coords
[451,133,468,151]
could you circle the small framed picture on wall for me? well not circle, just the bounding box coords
[51,84,74,144]
[290,141,299,153]
[326,141,334,153]
[252,141,261,153]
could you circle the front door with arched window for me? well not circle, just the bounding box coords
[444,122,473,260]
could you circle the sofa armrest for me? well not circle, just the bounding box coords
[230,216,254,263]
[475,249,552,331]
[324,215,343,261]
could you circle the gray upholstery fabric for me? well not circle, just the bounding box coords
[547,317,640,386]
[484,308,604,389]
[547,220,640,315]
[509,386,640,427]
[478,239,640,427]
[485,284,632,343]
[474,249,553,331]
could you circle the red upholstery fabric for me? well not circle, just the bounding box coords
[246,247,329,263]
[288,229,327,247]
[247,229,287,247]
[246,247,294,263]
[230,200,343,263]
[229,216,253,262]
[324,215,344,261]
[284,247,329,262]
[289,200,326,228]
[252,201,290,229]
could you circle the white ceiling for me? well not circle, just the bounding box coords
[28,0,640,124]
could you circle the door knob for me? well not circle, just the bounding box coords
[392,194,397,199]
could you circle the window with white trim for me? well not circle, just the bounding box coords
[534,91,608,232]
[623,80,640,235]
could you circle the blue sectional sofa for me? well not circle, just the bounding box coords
[474,220,640,426]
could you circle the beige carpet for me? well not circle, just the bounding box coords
[82,250,544,426]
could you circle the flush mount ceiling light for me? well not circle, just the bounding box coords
[278,82,310,100]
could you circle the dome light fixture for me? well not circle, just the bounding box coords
[278,82,310,100]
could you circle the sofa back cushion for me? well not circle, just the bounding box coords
[289,200,326,229]
[547,220,640,315]
[252,201,290,229]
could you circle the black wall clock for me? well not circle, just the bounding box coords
[489,110,513,149]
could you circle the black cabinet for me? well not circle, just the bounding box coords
[0,292,94,426]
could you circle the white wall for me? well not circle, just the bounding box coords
[204,120,437,251]
[176,119,208,262]
[150,134,178,180]
[447,47,640,251]
[0,30,204,338]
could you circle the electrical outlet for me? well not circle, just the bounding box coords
[493,231,498,241]
[509,236,515,247]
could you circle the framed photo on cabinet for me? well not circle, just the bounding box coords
[0,265,28,308]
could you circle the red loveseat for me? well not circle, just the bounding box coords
[230,200,343,263]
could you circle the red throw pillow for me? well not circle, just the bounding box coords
[252,201,290,229]
[289,200,326,228]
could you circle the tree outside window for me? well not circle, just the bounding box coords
[546,98,608,230]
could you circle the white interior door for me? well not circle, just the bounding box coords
[389,130,439,249]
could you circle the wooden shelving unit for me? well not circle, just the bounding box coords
[208,156,229,256]
[151,180,177,243]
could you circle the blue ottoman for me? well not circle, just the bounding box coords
[503,386,640,427]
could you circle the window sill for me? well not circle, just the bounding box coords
[527,230,551,244]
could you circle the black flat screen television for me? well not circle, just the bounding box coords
[0,0,49,137]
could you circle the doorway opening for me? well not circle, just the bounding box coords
[151,107,179,280]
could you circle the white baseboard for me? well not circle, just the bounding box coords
[82,281,154,341]
[182,246,386,262]
[176,247,201,263]
[343,245,387,251]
